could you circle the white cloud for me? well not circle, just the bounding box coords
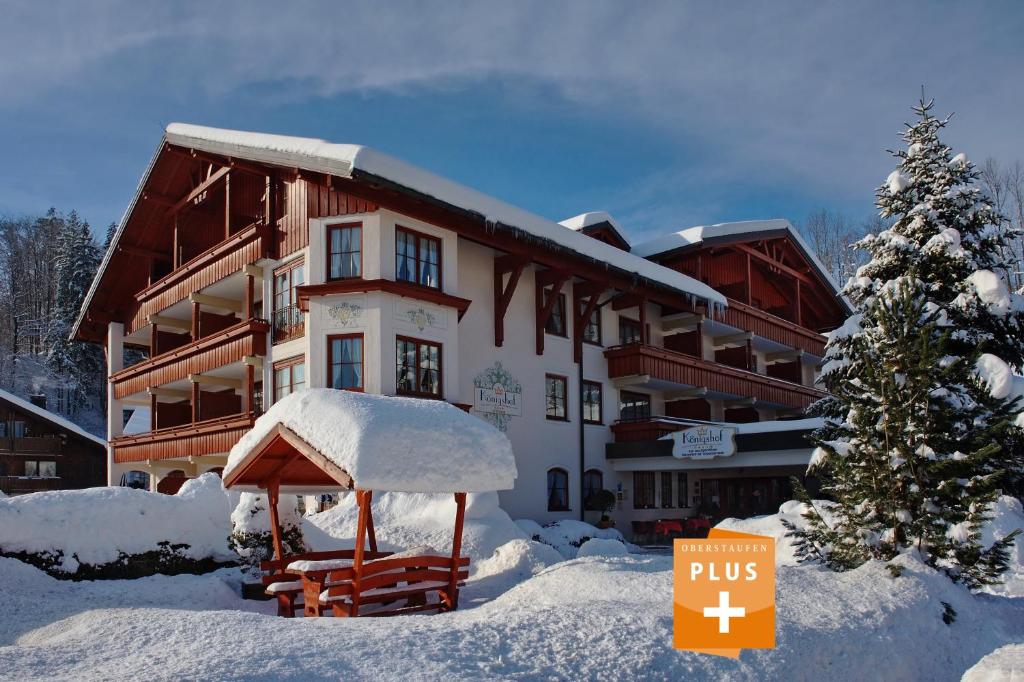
[2,0,1021,232]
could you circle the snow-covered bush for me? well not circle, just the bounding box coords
[576,537,628,558]
[515,518,626,559]
[228,492,307,576]
[0,473,234,579]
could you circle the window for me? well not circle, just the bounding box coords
[544,290,567,336]
[273,357,306,403]
[12,421,26,438]
[545,374,568,421]
[547,468,569,511]
[633,471,655,509]
[581,301,601,344]
[619,391,651,421]
[327,223,362,280]
[327,334,363,391]
[661,472,674,508]
[24,460,56,478]
[583,469,604,510]
[396,227,441,289]
[582,380,602,424]
[677,472,690,508]
[273,259,305,343]
[396,337,442,397]
[619,316,642,345]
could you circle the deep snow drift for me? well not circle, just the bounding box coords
[0,474,234,572]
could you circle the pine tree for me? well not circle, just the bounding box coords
[787,98,1024,587]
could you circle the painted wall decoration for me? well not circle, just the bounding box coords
[394,300,447,332]
[326,300,364,327]
[666,424,737,459]
[473,362,522,432]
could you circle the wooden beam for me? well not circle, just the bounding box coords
[494,254,529,347]
[118,245,171,262]
[188,292,244,313]
[242,264,264,278]
[147,314,191,332]
[662,311,704,333]
[172,166,230,214]
[243,355,264,369]
[734,243,815,285]
[188,374,244,390]
[535,269,570,355]
[573,280,606,363]
[611,292,644,311]
[712,331,753,349]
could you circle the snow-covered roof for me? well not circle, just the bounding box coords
[631,219,844,297]
[558,211,623,233]
[162,124,724,308]
[0,388,106,447]
[224,390,517,494]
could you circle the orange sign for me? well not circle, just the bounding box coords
[673,528,775,658]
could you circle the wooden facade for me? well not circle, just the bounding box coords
[0,394,106,495]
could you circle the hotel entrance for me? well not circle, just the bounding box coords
[699,476,793,519]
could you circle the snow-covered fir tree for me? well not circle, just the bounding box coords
[787,99,1024,587]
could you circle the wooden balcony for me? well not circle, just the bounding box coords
[610,417,693,443]
[604,343,826,409]
[0,436,63,453]
[127,222,271,335]
[111,318,269,400]
[0,475,62,495]
[111,413,256,464]
[716,299,827,356]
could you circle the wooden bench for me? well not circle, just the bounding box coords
[319,553,470,618]
[260,548,391,617]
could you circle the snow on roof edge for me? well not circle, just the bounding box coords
[632,219,847,305]
[163,124,724,308]
[0,388,106,447]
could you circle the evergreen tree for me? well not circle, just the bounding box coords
[787,99,1024,587]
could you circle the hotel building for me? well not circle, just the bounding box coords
[73,124,848,534]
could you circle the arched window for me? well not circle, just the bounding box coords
[583,469,604,510]
[547,468,569,511]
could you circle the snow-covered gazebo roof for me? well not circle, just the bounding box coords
[223,390,517,494]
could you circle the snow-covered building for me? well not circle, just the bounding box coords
[0,389,106,495]
[73,124,849,534]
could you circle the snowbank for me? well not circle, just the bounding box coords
[576,537,628,558]
[226,390,517,493]
[0,474,233,575]
[515,518,626,559]
[963,643,1024,681]
[306,491,530,564]
[980,496,1024,596]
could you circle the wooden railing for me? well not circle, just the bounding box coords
[715,298,827,356]
[0,475,62,495]
[127,222,271,335]
[111,319,268,399]
[610,417,695,443]
[111,413,256,463]
[604,343,826,409]
[0,436,63,453]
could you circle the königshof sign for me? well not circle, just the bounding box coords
[666,424,737,459]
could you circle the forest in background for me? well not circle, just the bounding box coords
[0,156,1020,439]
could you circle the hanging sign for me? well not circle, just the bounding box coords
[668,424,737,460]
[472,363,522,431]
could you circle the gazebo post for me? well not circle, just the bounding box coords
[448,492,467,610]
[350,489,372,617]
[366,500,378,554]
[266,480,286,564]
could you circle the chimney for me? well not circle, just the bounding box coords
[29,394,47,410]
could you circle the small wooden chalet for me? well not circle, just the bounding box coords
[0,389,106,496]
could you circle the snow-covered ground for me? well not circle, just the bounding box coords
[0,491,1021,681]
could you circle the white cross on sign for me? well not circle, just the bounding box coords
[703,590,746,634]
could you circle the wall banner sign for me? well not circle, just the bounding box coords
[472,362,522,431]
[668,425,737,460]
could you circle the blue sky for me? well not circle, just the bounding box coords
[1,1,1022,245]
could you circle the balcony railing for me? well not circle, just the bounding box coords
[272,305,305,344]
[604,343,826,409]
[716,299,827,356]
[0,436,63,453]
[111,413,256,464]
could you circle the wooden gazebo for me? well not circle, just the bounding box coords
[221,389,517,618]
